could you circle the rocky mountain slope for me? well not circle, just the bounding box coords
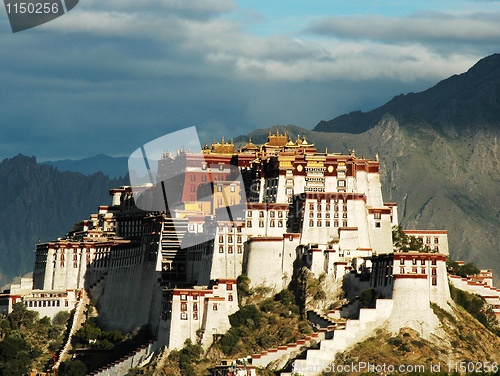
[314,53,500,136]
[0,155,128,289]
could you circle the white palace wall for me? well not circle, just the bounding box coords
[244,235,300,291]
[96,241,163,334]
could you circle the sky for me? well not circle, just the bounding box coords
[1,0,500,161]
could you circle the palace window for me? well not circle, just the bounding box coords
[213,304,218,310]
[270,211,275,218]
[374,213,381,220]
[343,213,347,219]
[228,294,233,301]
[228,246,233,254]
[237,246,242,253]
[400,267,405,274]
[434,237,439,244]
[228,235,233,243]
[309,211,314,218]
[338,180,346,187]
[317,220,322,227]
[427,237,431,244]
[219,246,224,253]
[278,220,283,227]
[227,283,233,290]
[309,220,314,227]
[181,312,188,320]
[400,259,405,265]
[432,268,437,276]
[248,211,252,217]
[286,188,293,195]
[432,277,437,286]
[193,313,198,320]
[412,259,417,265]
[193,302,198,311]
[247,220,252,228]
[181,294,187,301]
[325,213,330,218]
[219,164,224,171]
[259,211,264,218]
[181,303,187,311]
[270,220,275,227]
[431,259,437,266]
[421,268,426,274]
[334,220,339,227]
[375,222,381,228]
[219,236,224,243]
[326,221,330,227]
[421,259,425,265]
[435,246,439,252]
[317,204,321,211]
[237,236,242,243]
[309,203,314,210]
[278,211,283,218]
[259,220,264,227]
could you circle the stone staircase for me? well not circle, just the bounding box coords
[56,289,88,367]
[89,340,157,376]
[307,310,345,329]
[250,329,333,368]
[280,299,394,376]
[88,272,108,302]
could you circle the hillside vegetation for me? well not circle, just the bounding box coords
[0,303,70,375]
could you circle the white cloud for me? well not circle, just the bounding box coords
[307,12,500,44]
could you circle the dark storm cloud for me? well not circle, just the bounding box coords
[0,1,494,161]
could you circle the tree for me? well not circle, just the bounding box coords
[392,225,430,253]
[58,359,87,376]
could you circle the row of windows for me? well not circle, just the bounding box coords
[219,245,243,254]
[248,210,286,218]
[399,267,437,275]
[219,235,244,243]
[25,300,69,307]
[218,225,242,233]
[309,220,347,227]
[310,212,347,218]
[309,203,347,211]
[246,219,288,228]
[400,258,438,266]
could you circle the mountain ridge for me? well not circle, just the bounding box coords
[40,154,129,179]
[315,53,500,135]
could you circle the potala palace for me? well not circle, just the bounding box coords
[1,131,499,375]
